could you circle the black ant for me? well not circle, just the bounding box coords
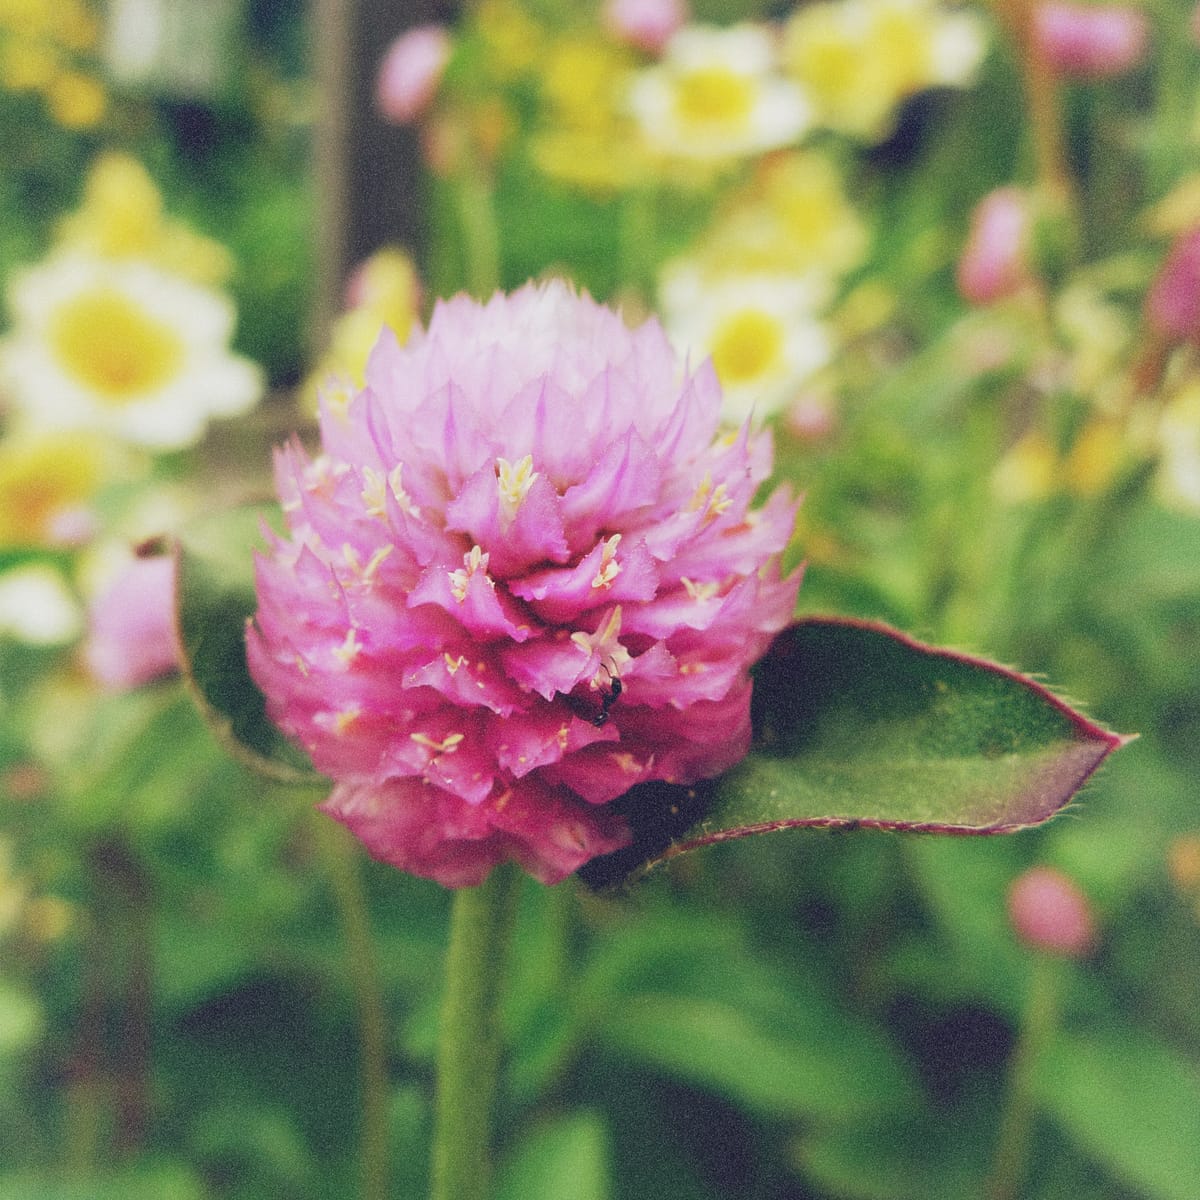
[565,663,623,727]
[594,671,622,727]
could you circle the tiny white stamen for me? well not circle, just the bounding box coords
[448,545,489,603]
[681,576,720,602]
[444,652,468,675]
[333,628,362,666]
[591,534,622,590]
[410,731,465,754]
[389,464,420,517]
[496,454,538,524]
[571,605,632,686]
[360,467,388,518]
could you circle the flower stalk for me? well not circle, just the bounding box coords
[431,864,522,1200]
[987,955,1064,1200]
[319,818,390,1200]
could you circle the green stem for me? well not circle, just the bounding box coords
[320,819,389,1200]
[456,158,501,299]
[988,956,1064,1200]
[431,864,522,1200]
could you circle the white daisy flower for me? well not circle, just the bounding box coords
[0,564,82,645]
[660,264,833,425]
[629,24,810,163]
[0,254,263,451]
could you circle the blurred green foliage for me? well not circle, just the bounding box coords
[2,0,1200,1197]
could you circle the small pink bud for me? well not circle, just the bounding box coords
[957,187,1034,305]
[1034,3,1149,77]
[375,24,451,125]
[785,393,837,441]
[83,554,179,691]
[1007,866,1097,957]
[602,0,688,53]
[1146,227,1200,343]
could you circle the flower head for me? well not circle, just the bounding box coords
[376,23,452,124]
[957,187,1036,305]
[1145,226,1200,345]
[1033,2,1148,77]
[603,0,689,54]
[628,24,810,163]
[1007,865,1097,957]
[82,552,179,690]
[0,253,262,450]
[248,283,800,887]
[659,264,832,425]
[0,432,109,547]
[783,0,986,141]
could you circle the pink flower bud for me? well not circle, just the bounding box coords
[1146,227,1200,343]
[1033,3,1149,78]
[375,24,451,125]
[1007,866,1097,957]
[957,187,1034,305]
[602,0,689,54]
[785,393,837,441]
[83,554,179,691]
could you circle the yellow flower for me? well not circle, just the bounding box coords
[475,0,544,80]
[44,68,105,128]
[783,0,985,141]
[701,150,869,278]
[991,431,1058,504]
[1,253,262,450]
[0,433,113,547]
[659,263,832,424]
[56,153,234,286]
[531,34,647,192]
[1065,418,1124,497]
[304,246,420,407]
[0,37,56,89]
[629,24,810,163]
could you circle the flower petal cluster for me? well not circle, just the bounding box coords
[0,253,262,450]
[248,283,800,887]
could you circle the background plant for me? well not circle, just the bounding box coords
[1,1,1198,1198]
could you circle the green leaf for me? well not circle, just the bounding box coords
[594,618,1127,880]
[495,1111,611,1200]
[1034,1026,1200,1200]
[585,912,919,1123]
[173,504,319,784]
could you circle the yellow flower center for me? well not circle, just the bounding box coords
[673,67,754,130]
[50,287,184,404]
[710,309,784,385]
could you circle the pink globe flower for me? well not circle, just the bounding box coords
[957,187,1034,306]
[1033,3,1149,78]
[603,0,689,54]
[1007,866,1097,957]
[84,553,179,690]
[248,283,800,887]
[1146,227,1200,344]
[376,23,451,125]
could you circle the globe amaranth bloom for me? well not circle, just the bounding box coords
[248,283,800,887]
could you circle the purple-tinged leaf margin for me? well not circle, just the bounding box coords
[580,617,1130,887]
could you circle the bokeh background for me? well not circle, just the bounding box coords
[1,0,1199,1197]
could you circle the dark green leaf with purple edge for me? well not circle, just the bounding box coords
[581,617,1129,886]
[173,503,320,785]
